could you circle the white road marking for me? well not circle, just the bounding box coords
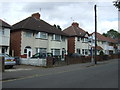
[5,68,32,72]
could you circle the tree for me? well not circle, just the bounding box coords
[103,29,120,39]
[113,0,120,11]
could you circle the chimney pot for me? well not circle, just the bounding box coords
[32,13,40,19]
[72,22,79,27]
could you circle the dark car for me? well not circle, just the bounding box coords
[68,53,85,57]
[31,53,53,59]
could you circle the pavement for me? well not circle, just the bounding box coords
[1,59,118,82]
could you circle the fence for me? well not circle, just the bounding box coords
[20,58,47,66]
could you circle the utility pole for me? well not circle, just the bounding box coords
[94,5,97,64]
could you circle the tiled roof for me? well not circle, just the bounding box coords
[63,22,88,37]
[11,13,68,36]
[92,32,116,43]
[0,19,11,28]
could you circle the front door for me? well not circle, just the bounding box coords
[27,49,32,58]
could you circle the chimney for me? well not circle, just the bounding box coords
[72,22,79,27]
[32,13,40,19]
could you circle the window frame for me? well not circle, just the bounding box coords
[36,32,48,39]
[52,34,61,41]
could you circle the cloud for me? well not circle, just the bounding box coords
[98,21,118,34]
[0,1,118,34]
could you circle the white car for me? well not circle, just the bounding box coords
[0,54,16,68]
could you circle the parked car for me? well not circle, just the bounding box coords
[68,53,85,57]
[31,52,53,59]
[0,53,16,69]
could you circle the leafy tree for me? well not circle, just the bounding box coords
[103,33,107,37]
[113,0,120,11]
[103,29,120,39]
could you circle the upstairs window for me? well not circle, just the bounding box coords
[2,28,5,35]
[61,36,65,41]
[52,34,61,41]
[25,32,32,37]
[81,38,88,42]
[36,32,48,39]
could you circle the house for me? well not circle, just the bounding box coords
[10,13,68,59]
[90,32,117,55]
[63,22,90,56]
[0,19,11,54]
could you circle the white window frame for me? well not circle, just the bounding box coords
[2,28,5,35]
[51,49,60,56]
[25,32,32,37]
[36,32,48,39]
[52,34,61,41]
[36,48,47,53]
[77,48,81,54]
[61,36,65,42]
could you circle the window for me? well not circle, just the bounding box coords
[61,36,65,41]
[77,37,80,41]
[36,32,48,39]
[77,49,81,54]
[2,29,4,35]
[51,49,60,56]
[25,32,32,37]
[52,34,61,41]
[36,48,47,53]
[85,49,88,55]
[81,38,88,42]
[82,49,88,55]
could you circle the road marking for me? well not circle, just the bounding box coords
[5,68,33,72]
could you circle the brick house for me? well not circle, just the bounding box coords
[0,19,11,54]
[63,22,90,56]
[10,13,68,59]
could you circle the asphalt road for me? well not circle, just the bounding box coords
[3,59,118,88]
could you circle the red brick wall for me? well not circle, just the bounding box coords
[68,37,75,54]
[10,30,22,57]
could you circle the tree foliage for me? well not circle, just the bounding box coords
[113,0,120,11]
[103,29,120,39]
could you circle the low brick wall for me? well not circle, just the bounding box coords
[65,54,120,65]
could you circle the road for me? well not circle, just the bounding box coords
[2,59,118,88]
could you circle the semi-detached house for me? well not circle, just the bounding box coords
[63,22,90,56]
[10,13,68,59]
[0,19,11,54]
[90,32,117,55]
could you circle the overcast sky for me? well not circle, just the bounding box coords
[0,0,118,34]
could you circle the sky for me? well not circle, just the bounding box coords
[0,0,118,34]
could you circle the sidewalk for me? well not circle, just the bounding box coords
[2,59,117,82]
